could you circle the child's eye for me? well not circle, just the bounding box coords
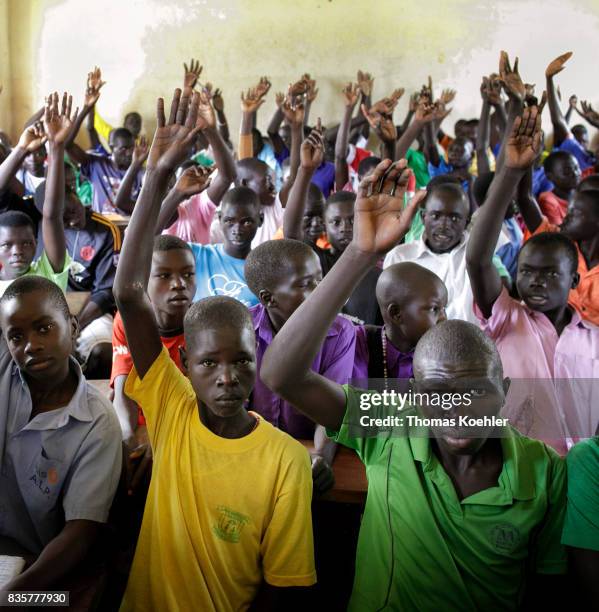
[470,388,487,397]
[237,358,251,365]
[450,215,460,222]
[183,272,195,279]
[549,271,559,278]
[8,334,22,343]
[200,359,216,367]
[39,324,53,334]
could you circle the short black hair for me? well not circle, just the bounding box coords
[124,111,141,123]
[519,231,579,274]
[0,275,70,320]
[472,172,495,207]
[183,296,254,347]
[413,319,503,379]
[358,156,381,178]
[244,239,317,296]
[110,127,134,144]
[424,179,467,211]
[153,234,192,253]
[307,183,324,205]
[325,191,356,210]
[543,150,575,175]
[221,186,261,212]
[572,124,588,136]
[236,158,269,175]
[577,174,599,192]
[0,210,36,233]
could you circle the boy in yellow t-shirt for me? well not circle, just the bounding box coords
[114,89,315,612]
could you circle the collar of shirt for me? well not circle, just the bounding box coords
[518,298,598,332]
[13,357,95,432]
[408,428,536,504]
[385,337,414,379]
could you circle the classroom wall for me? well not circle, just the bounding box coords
[2,0,599,144]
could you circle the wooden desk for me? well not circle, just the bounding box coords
[301,441,367,505]
[66,291,91,316]
[101,213,130,240]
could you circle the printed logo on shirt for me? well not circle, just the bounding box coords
[80,245,96,261]
[29,465,57,498]
[113,344,129,360]
[489,523,521,553]
[208,274,252,307]
[212,506,250,543]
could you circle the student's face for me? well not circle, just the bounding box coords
[561,193,599,240]
[187,326,256,418]
[572,127,589,149]
[148,249,197,327]
[124,113,142,137]
[414,357,508,455]
[264,253,322,322]
[239,168,276,206]
[547,156,581,190]
[422,191,468,253]
[302,199,325,244]
[63,192,87,230]
[325,200,354,254]
[461,124,478,147]
[111,136,135,170]
[1,290,77,385]
[279,125,291,150]
[23,146,46,177]
[447,139,473,168]
[219,202,262,256]
[389,281,448,348]
[516,243,578,313]
[0,226,36,280]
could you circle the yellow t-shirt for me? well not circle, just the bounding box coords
[120,348,316,612]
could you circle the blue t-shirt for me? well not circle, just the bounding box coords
[312,161,336,198]
[557,136,596,171]
[428,159,470,192]
[532,166,554,198]
[189,243,259,307]
[496,217,523,280]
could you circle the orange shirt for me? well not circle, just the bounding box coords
[538,191,569,226]
[272,227,330,250]
[531,218,599,326]
[111,311,186,425]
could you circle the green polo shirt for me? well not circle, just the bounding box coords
[562,437,599,551]
[328,386,567,611]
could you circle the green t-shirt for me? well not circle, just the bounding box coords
[328,386,567,612]
[562,437,599,551]
[0,251,72,298]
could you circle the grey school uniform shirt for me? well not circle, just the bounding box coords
[0,338,122,554]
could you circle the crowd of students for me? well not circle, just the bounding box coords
[0,48,598,610]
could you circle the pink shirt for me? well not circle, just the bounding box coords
[475,287,599,453]
[163,190,216,244]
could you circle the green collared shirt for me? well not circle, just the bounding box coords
[328,386,567,612]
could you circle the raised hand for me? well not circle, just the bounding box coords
[288,77,308,98]
[174,164,213,197]
[196,90,216,130]
[44,91,78,145]
[360,104,396,143]
[17,122,47,152]
[487,74,503,106]
[300,120,324,171]
[408,92,419,113]
[342,82,360,108]
[84,66,105,107]
[357,70,374,98]
[281,95,305,126]
[212,88,224,113]
[414,99,437,123]
[147,89,202,173]
[420,76,434,103]
[183,58,202,90]
[499,51,525,101]
[569,94,578,109]
[275,91,285,109]
[302,74,318,103]
[255,76,272,99]
[353,159,420,255]
[545,52,573,78]
[439,88,457,106]
[132,136,149,165]
[504,105,543,169]
[240,87,265,113]
[578,100,599,128]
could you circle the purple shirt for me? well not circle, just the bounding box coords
[81,154,143,214]
[311,161,336,199]
[352,325,414,381]
[249,303,356,439]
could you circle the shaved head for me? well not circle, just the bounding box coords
[376,263,446,311]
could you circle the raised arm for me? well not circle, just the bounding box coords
[209,87,232,148]
[114,90,203,378]
[42,92,79,273]
[564,94,577,125]
[65,67,106,165]
[267,93,288,157]
[477,78,492,176]
[261,160,420,431]
[86,104,101,150]
[356,70,374,139]
[113,136,148,214]
[283,124,324,241]
[23,106,45,129]
[516,166,544,233]
[0,123,46,195]
[466,105,543,317]
[577,100,599,130]
[335,82,360,189]
[302,74,318,127]
[545,52,573,146]
[361,101,397,160]
[238,78,271,160]
[279,95,305,206]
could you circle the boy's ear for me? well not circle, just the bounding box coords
[420,209,426,221]
[258,212,264,227]
[387,302,402,324]
[258,289,274,307]
[70,315,80,343]
[179,346,188,375]
[571,271,580,290]
[502,376,511,398]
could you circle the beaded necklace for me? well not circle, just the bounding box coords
[381,327,389,390]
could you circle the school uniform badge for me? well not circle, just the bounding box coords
[212,506,250,543]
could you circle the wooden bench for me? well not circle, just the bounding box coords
[66,291,91,316]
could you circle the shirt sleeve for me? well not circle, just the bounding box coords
[261,442,316,587]
[538,193,563,227]
[124,346,196,448]
[110,313,133,386]
[30,251,72,292]
[318,319,356,385]
[351,326,370,381]
[93,109,114,148]
[491,254,511,280]
[473,286,516,341]
[562,438,599,551]
[534,452,568,574]
[62,400,122,523]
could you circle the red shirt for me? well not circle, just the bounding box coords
[111,311,186,425]
[538,191,569,226]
